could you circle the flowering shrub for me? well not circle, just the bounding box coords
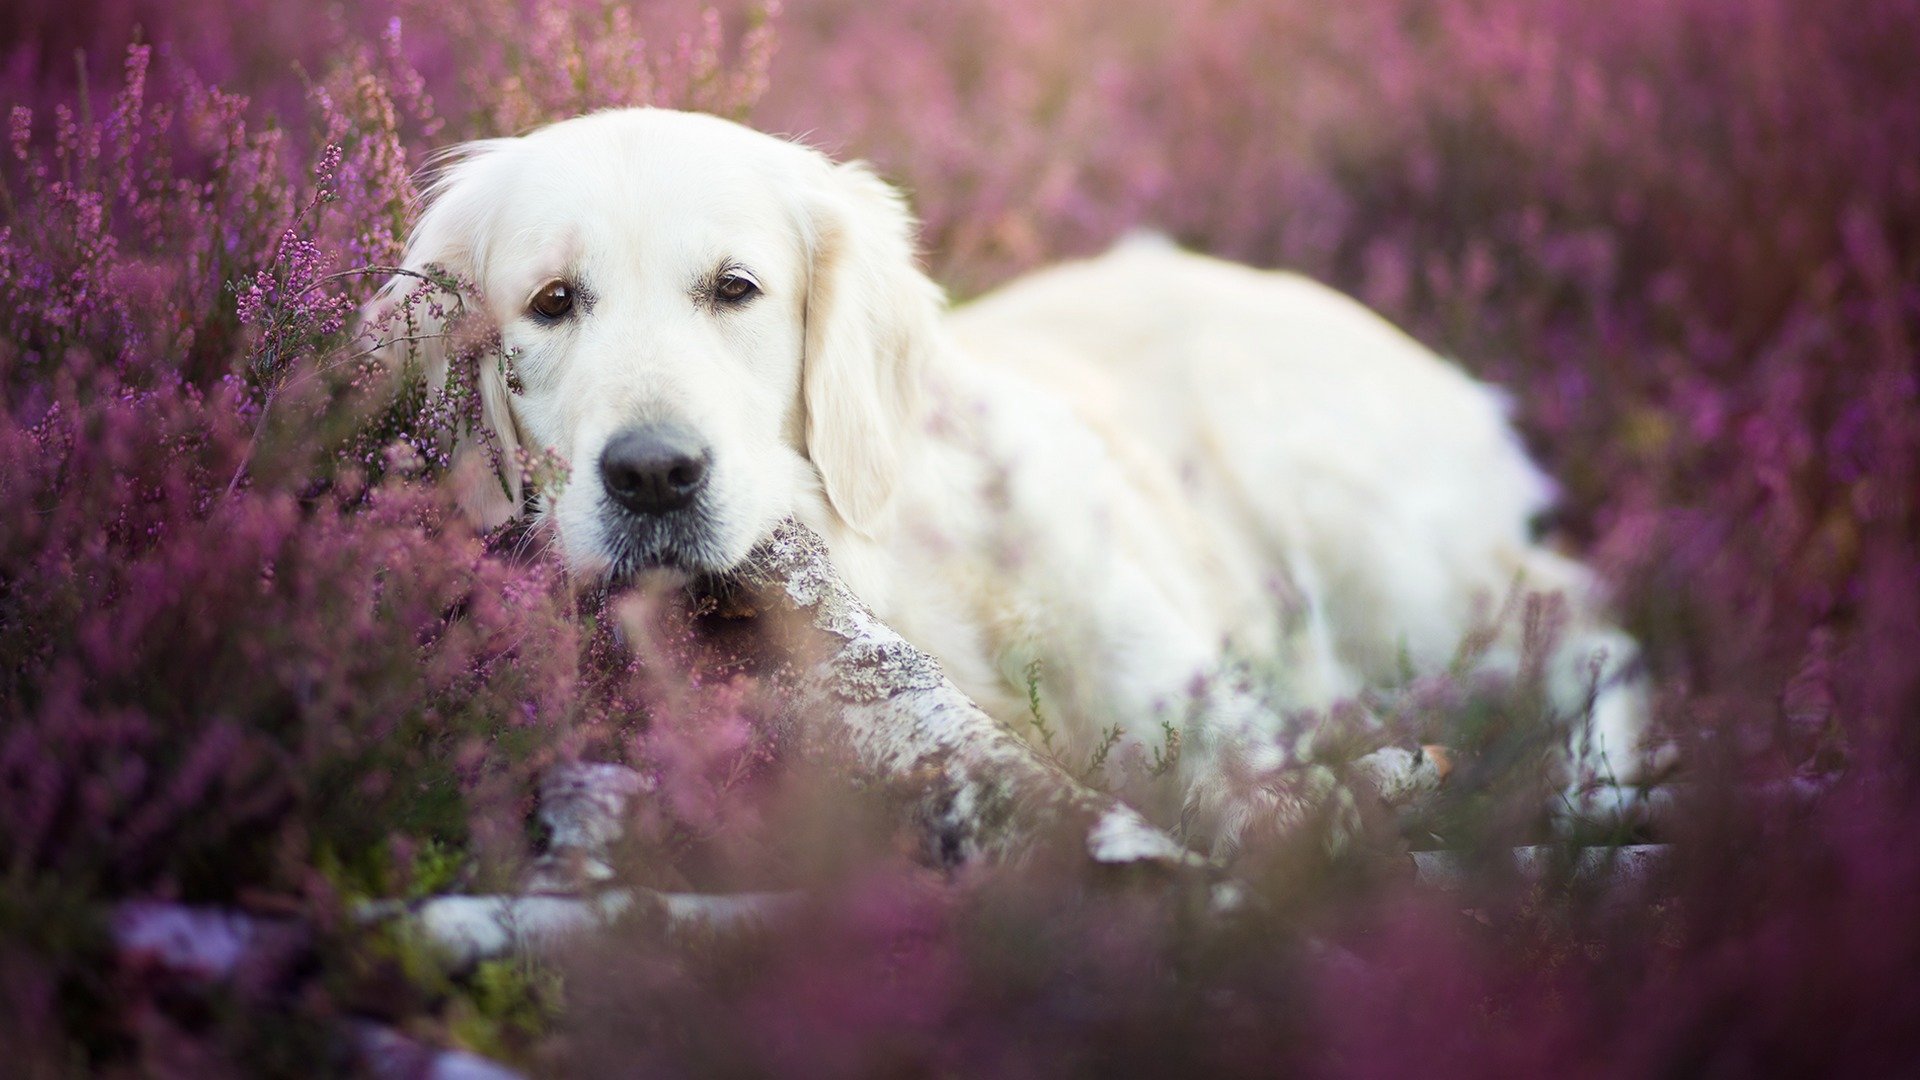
[2,0,1917,1073]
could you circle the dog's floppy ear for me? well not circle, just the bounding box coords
[358,140,526,529]
[801,160,943,536]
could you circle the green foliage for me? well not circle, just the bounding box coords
[449,956,566,1065]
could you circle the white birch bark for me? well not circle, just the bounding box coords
[357,889,797,969]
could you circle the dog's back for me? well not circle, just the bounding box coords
[948,240,1653,792]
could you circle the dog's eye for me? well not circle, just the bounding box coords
[714,270,760,304]
[528,280,575,320]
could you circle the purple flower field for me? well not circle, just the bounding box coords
[3,0,1918,1074]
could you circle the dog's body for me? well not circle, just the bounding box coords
[370,108,1650,854]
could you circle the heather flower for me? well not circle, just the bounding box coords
[2,0,1917,1072]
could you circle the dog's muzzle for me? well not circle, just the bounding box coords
[596,422,729,574]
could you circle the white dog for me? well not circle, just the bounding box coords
[367,108,1652,854]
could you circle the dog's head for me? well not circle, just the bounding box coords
[362,108,940,576]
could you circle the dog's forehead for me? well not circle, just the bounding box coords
[473,111,812,293]
[520,110,807,228]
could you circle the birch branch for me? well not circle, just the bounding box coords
[357,889,797,969]
[733,519,1207,872]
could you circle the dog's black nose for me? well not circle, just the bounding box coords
[599,425,711,515]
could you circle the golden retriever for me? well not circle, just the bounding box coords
[366,108,1653,855]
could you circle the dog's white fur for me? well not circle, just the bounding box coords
[367,108,1651,853]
